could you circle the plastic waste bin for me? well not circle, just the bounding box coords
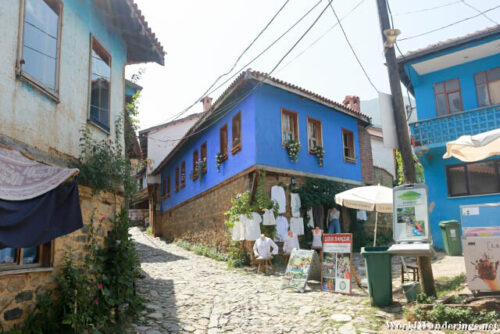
[439,220,462,256]
[402,282,421,302]
[361,246,393,307]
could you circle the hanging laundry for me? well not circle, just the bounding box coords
[327,208,342,234]
[231,214,246,241]
[275,216,289,242]
[262,209,276,226]
[271,185,286,214]
[306,208,314,228]
[243,212,262,241]
[290,193,301,217]
[357,210,368,221]
[290,217,304,236]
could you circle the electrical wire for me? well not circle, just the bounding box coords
[328,2,379,93]
[393,1,461,16]
[277,0,366,74]
[165,0,291,122]
[460,0,498,24]
[148,0,335,145]
[399,4,500,41]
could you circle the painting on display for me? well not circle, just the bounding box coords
[281,249,315,293]
[321,233,352,294]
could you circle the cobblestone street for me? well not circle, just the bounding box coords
[130,228,398,334]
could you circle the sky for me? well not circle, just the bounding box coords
[126,0,500,130]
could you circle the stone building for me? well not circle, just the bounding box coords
[151,70,374,249]
[0,0,163,329]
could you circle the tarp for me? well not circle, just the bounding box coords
[0,146,78,201]
[443,128,500,162]
[0,178,83,249]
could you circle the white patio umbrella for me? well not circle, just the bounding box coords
[334,185,393,246]
[443,128,500,162]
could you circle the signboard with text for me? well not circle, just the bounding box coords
[393,184,431,243]
[281,249,315,293]
[321,234,352,294]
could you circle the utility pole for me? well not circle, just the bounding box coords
[375,0,436,297]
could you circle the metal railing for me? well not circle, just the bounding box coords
[410,104,500,147]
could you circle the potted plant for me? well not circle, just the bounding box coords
[313,145,325,167]
[284,140,301,162]
[199,158,207,175]
[216,152,224,172]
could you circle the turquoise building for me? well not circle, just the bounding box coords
[398,26,500,249]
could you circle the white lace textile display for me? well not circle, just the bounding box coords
[253,237,278,259]
[0,147,78,201]
[275,216,289,242]
[307,208,314,228]
[271,185,286,214]
[262,209,276,226]
[244,212,262,241]
[231,215,246,241]
[291,193,301,217]
[283,233,300,255]
[290,217,304,236]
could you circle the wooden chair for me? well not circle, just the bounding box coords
[255,258,273,275]
[401,257,419,284]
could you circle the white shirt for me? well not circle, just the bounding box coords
[357,210,368,221]
[328,208,340,221]
[290,217,304,236]
[262,209,276,226]
[253,237,278,259]
[312,230,323,249]
[275,216,289,242]
[283,234,300,254]
[291,193,301,217]
[231,215,246,241]
[271,186,286,214]
[243,212,262,241]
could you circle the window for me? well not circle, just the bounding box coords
[220,124,228,160]
[306,117,322,152]
[180,161,186,189]
[232,112,242,154]
[192,149,199,180]
[475,67,500,107]
[89,37,111,131]
[201,142,207,173]
[0,242,52,272]
[446,160,500,197]
[18,0,62,98]
[166,174,171,198]
[434,79,463,116]
[281,109,299,144]
[175,167,179,192]
[342,129,356,163]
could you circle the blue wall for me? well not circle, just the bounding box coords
[160,95,256,211]
[404,36,500,120]
[254,85,362,182]
[419,147,500,249]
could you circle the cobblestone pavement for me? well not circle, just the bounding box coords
[129,227,400,334]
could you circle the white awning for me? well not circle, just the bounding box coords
[443,128,500,162]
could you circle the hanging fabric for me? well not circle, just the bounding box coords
[271,185,286,214]
[290,217,304,236]
[290,193,301,217]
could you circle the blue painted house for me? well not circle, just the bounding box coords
[151,70,373,246]
[398,26,500,249]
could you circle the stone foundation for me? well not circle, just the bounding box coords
[0,186,122,331]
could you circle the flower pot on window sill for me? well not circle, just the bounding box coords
[309,148,317,155]
[221,153,228,162]
[231,144,242,155]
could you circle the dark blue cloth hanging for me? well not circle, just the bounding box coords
[0,179,83,249]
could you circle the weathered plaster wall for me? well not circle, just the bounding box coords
[147,117,200,172]
[0,0,127,161]
[369,129,395,179]
[0,186,122,330]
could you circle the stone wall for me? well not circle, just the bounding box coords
[0,186,122,330]
[156,172,254,251]
[358,122,375,184]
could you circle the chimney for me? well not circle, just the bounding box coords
[201,96,213,113]
[343,95,360,113]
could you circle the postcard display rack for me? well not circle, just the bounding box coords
[461,203,500,295]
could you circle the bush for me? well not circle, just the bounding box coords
[175,239,228,262]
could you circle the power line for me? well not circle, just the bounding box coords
[393,1,461,16]
[277,0,366,74]
[399,4,500,41]
[328,3,379,93]
[460,0,498,24]
[165,0,291,122]
[149,0,335,145]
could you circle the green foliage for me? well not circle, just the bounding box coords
[350,219,393,252]
[313,145,325,167]
[224,192,254,229]
[227,241,250,268]
[413,303,498,324]
[175,239,228,262]
[435,273,466,298]
[145,226,153,236]
[215,152,224,172]
[394,151,425,186]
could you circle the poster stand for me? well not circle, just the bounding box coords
[321,234,353,294]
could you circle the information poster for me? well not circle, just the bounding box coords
[393,184,430,243]
[281,249,315,293]
[462,237,500,294]
[321,234,352,294]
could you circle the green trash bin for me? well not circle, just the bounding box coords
[361,246,393,307]
[439,220,462,256]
